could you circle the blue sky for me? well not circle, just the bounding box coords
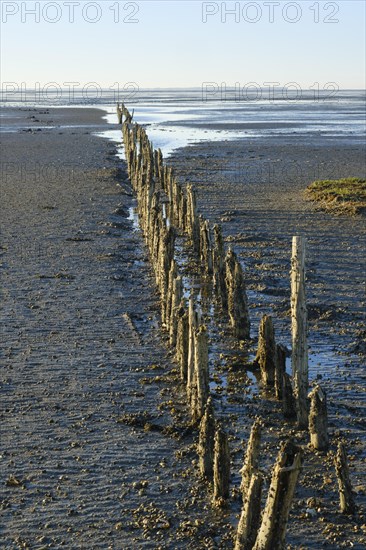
[1,1,365,89]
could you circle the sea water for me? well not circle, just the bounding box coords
[1,88,365,157]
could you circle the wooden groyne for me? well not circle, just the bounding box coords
[118,103,253,431]
[117,104,356,547]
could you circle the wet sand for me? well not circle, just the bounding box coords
[168,135,366,547]
[1,107,365,549]
[0,108,228,549]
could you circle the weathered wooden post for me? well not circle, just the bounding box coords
[334,443,356,515]
[157,148,164,188]
[156,237,177,324]
[282,373,297,419]
[153,149,159,180]
[163,165,169,195]
[255,315,276,387]
[150,191,161,261]
[198,397,215,480]
[213,224,227,308]
[176,303,189,381]
[308,385,329,451]
[291,236,309,429]
[187,293,198,402]
[144,168,155,239]
[163,225,176,286]
[163,259,177,327]
[193,325,209,420]
[117,103,123,124]
[166,165,173,201]
[275,344,287,400]
[178,188,187,231]
[253,440,303,550]
[186,185,200,253]
[225,248,250,340]
[213,425,230,503]
[169,176,179,225]
[199,217,213,275]
[235,473,263,550]
[169,274,183,346]
[240,418,262,497]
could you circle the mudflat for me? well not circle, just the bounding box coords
[167,134,366,547]
[0,108,226,549]
[1,107,365,549]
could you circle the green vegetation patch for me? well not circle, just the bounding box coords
[306,177,366,216]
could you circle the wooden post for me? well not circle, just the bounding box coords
[163,165,169,194]
[213,224,227,309]
[166,166,173,201]
[282,373,297,419]
[225,248,250,340]
[160,224,176,305]
[169,274,183,347]
[213,426,230,503]
[255,315,276,387]
[160,224,175,295]
[194,325,209,420]
[176,303,189,381]
[291,236,309,429]
[198,397,215,480]
[253,440,303,550]
[117,103,123,124]
[144,168,155,239]
[199,217,213,275]
[186,185,200,253]
[275,344,286,400]
[157,148,164,187]
[240,418,262,498]
[154,149,159,180]
[334,443,356,515]
[150,191,161,261]
[235,473,263,550]
[308,385,329,451]
[165,259,178,333]
[187,293,198,402]
[179,190,187,232]
[172,178,179,226]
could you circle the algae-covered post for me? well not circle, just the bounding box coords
[186,184,200,253]
[213,426,230,503]
[253,440,303,550]
[282,372,297,419]
[187,293,200,405]
[176,303,189,381]
[308,385,329,451]
[291,236,309,429]
[169,273,183,347]
[199,217,213,275]
[198,397,215,480]
[255,315,276,387]
[334,443,356,515]
[235,473,263,550]
[240,418,262,498]
[225,248,250,340]
[213,224,227,308]
[275,343,287,400]
[165,259,177,328]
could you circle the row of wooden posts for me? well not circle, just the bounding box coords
[117,103,356,547]
[118,103,250,419]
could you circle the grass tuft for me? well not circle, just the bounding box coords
[306,177,366,216]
